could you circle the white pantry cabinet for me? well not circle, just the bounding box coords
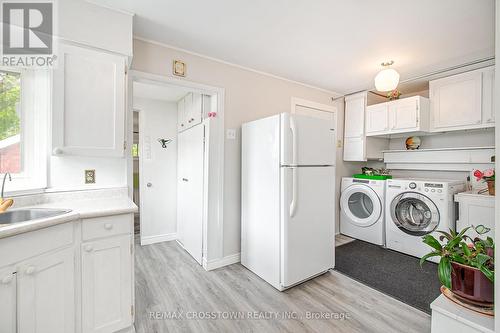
[52,42,126,157]
[429,66,494,132]
[178,93,210,132]
[366,96,429,136]
[343,92,366,161]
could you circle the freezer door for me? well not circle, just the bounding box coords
[281,113,336,166]
[281,166,335,288]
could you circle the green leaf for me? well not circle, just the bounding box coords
[438,257,452,288]
[479,265,495,283]
[450,255,467,265]
[436,230,453,241]
[419,252,441,266]
[445,235,464,250]
[461,242,472,257]
[475,253,492,266]
[422,235,443,252]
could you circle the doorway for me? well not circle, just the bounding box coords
[127,71,225,269]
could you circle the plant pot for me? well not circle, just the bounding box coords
[451,262,493,305]
[487,180,495,196]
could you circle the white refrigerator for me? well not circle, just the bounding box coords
[241,113,336,291]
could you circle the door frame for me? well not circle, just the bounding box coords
[126,70,225,270]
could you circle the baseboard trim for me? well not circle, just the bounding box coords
[140,233,177,246]
[203,253,241,271]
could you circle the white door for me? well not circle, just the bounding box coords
[177,125,205,264]
[281,113,336,166]
[139,103,178,245]
[344,94,365,138]
[81,236,132,333]
[0,266,16,333]
[390,97,418,131]
[281,166,335,287]
[177,98,186,131]
[366,103,389,134]
[52,42,126,157]
[17,247,75,333]
[430,70,482,130]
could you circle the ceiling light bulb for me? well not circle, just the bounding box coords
[374,62,400,92]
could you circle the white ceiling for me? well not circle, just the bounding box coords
[133,81,191,102]
[97,0,494,94]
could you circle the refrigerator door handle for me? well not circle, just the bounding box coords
[289,167,298,217]
[290,116,297,166]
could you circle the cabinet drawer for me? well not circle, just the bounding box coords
[82,214,133,241]
[0,222,74,268]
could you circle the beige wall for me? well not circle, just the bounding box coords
[132,39,362,257]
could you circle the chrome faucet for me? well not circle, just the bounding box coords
[1,173,11,199]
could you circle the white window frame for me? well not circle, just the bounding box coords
[0,67,49,195]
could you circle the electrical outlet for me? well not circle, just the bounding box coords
[337,140,343,148]
[85,170,96,184]
[226,129,236,140]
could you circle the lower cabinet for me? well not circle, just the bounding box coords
[82,235,133,333]
[0,213,134,333]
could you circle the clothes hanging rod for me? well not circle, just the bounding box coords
[342,56,495,99]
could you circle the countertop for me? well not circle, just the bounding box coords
[455,190,495,199]
[0,195,138,239]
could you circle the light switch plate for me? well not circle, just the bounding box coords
[226,129,236,140]
[85,170,96,184]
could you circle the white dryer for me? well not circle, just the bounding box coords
[340,177,385,245]
[385,179,465,261]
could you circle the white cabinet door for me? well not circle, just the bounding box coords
[343,137,365,162]
[188,92,203,128]
[344,93,365,138]
[81,235,132,333]
[177,98,186,131]
[430,70,482,131]
[482,67,495,125]
[0,266,16,333]
[17,247,75,333]
[177,126,204,264]
[366,103,389,135]
[52,43,126,157]
[390,97,418,131]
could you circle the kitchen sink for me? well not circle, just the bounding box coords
[0,208,72,226]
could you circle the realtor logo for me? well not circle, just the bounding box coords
[1,1,55,67]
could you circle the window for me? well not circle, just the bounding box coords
[0,68,49,193]
[0,71,21,174]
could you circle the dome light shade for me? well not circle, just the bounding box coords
[374,67,400,92]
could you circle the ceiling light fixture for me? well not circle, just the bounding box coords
[374,60,400,92]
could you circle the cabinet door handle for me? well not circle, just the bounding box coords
[1,275,12,284]
[84,245,94,252]
[104,223,113,230]
[25,266,36,275]
[182,178,189,182]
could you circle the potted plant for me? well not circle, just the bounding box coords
[421,225,494,305]
[473,168,495,195]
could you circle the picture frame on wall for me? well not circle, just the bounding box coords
[173,60,186,77]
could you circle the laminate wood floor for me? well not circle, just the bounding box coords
[134,240,430,333]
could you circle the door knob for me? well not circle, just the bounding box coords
[1,275,12,284]
[25,266,36,275]
[182,178,188,182]
[147,183,152,187]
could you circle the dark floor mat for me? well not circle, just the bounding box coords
[335,239,440,314]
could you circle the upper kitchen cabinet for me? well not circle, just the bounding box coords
[52,43,126,157]
[343,93,366,161]
[429,66,494,132]
[366,96,429,136]
[178,93,210,132]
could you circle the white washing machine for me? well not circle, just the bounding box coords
[385,179,465,261]
[340,177,385,245]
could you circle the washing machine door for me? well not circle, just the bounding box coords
[341,184,382,227]
[390,192,440,236]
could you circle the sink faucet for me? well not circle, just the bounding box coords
[0,173,13,213]
[1,173,11,199]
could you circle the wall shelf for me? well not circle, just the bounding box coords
[383,146,494,171]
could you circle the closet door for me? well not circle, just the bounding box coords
[176,125,204,264]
